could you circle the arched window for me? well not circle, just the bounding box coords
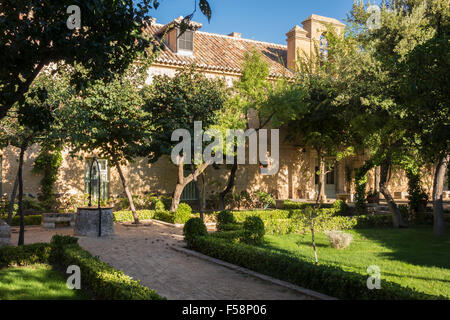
[319,34,328,60]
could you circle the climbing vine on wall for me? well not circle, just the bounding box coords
[32,146,63,210]
[354,161,374,215]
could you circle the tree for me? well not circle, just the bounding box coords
[0,0,153,120]
[215,50,270,210]
[0,0,213,120]
[60,64,152,225]
[262,31,351,204]
[143,68,227,212]
[348,0,449,234]
[0,84,56,245]
[400,3,450,235]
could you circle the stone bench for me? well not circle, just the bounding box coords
[42,213,75,229]
[336,193,351,202]
[393,192,408,200]
[0,220,11,246]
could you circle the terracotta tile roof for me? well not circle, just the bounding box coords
[146,23,293,78]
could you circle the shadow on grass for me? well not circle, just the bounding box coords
[352,227,450,269]
[0,265,88,300]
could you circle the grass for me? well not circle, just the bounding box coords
[257,227,450,299]
[0,264,89,300]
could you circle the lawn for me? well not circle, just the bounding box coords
[0,264,89,300]
[258,227,450,299]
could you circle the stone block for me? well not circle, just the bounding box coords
[0,220,11,247]
[74,207,114,237]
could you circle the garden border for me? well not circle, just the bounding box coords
[172,246,337,300]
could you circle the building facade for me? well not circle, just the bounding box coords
[0,14,448,207]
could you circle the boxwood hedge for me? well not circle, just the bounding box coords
[0,235,165,300]
[187,236,441,300]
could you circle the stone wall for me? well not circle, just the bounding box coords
[0,138,440,203]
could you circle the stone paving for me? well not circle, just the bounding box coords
[10,222,313,300]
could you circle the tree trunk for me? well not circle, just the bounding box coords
[432,154,449,236]
[379,160,407,228]
[17,142,27,246]
[7,173,19,225]
[316,153,326,204]
[112,156,139,224]
[170,155,211,212]
[192,164,204,221]
[219,161,238,210]
[311,226,318,265]
[171,157,186,213]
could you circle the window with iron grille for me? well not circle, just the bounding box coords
[181,169,198,201]
[84,158,109,201]
[177,29,194,52]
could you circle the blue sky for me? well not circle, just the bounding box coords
[150,0,355,45]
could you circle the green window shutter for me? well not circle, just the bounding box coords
[84,159,109,201]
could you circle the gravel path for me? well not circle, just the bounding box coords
[9,223,313,300]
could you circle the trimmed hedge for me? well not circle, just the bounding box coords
[333,200,349,216]
[113,210,155,223]
[153,210,175,224]
[232,209,291,222]
[282,201,333,210]
[188,236,441,300]
[49,235,164,300]
[219,223,242,231]
[0,243,51,267]
[217,210,235,231]
[211,230,245,242]
[183,218,208,247]
[354,214,393,228]
[242,216,265,244]
[0,235,165,300]
[264,215,357,235]
[0,215,42,226]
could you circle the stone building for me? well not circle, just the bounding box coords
[0,14,448,207]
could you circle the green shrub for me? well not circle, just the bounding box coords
[264,219,297,235]
[242,216,265,244]
[188,236,440,300]
[1,215,43,226]
[48,235,164,300]
[211,230,244,242]
[282,201,333,210]
[217,210,235,230]
[22,196,45,212]
[160,196,172,210]
[50,234,79,246]
[333,200,349,216]
[0,200,18,215]
[113,210,154,223]
[282,201,312,210]
[154,199,165,212]
[219,223,242,231]
[173,203,192,224]
[0,236,165,300]
[254,191,276,209]
[233,209,290,222]
[153,210,174,224]
[354,214,392,228]
[0,243,51,268]
[183,218,208,247]
[144,196,159,209]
